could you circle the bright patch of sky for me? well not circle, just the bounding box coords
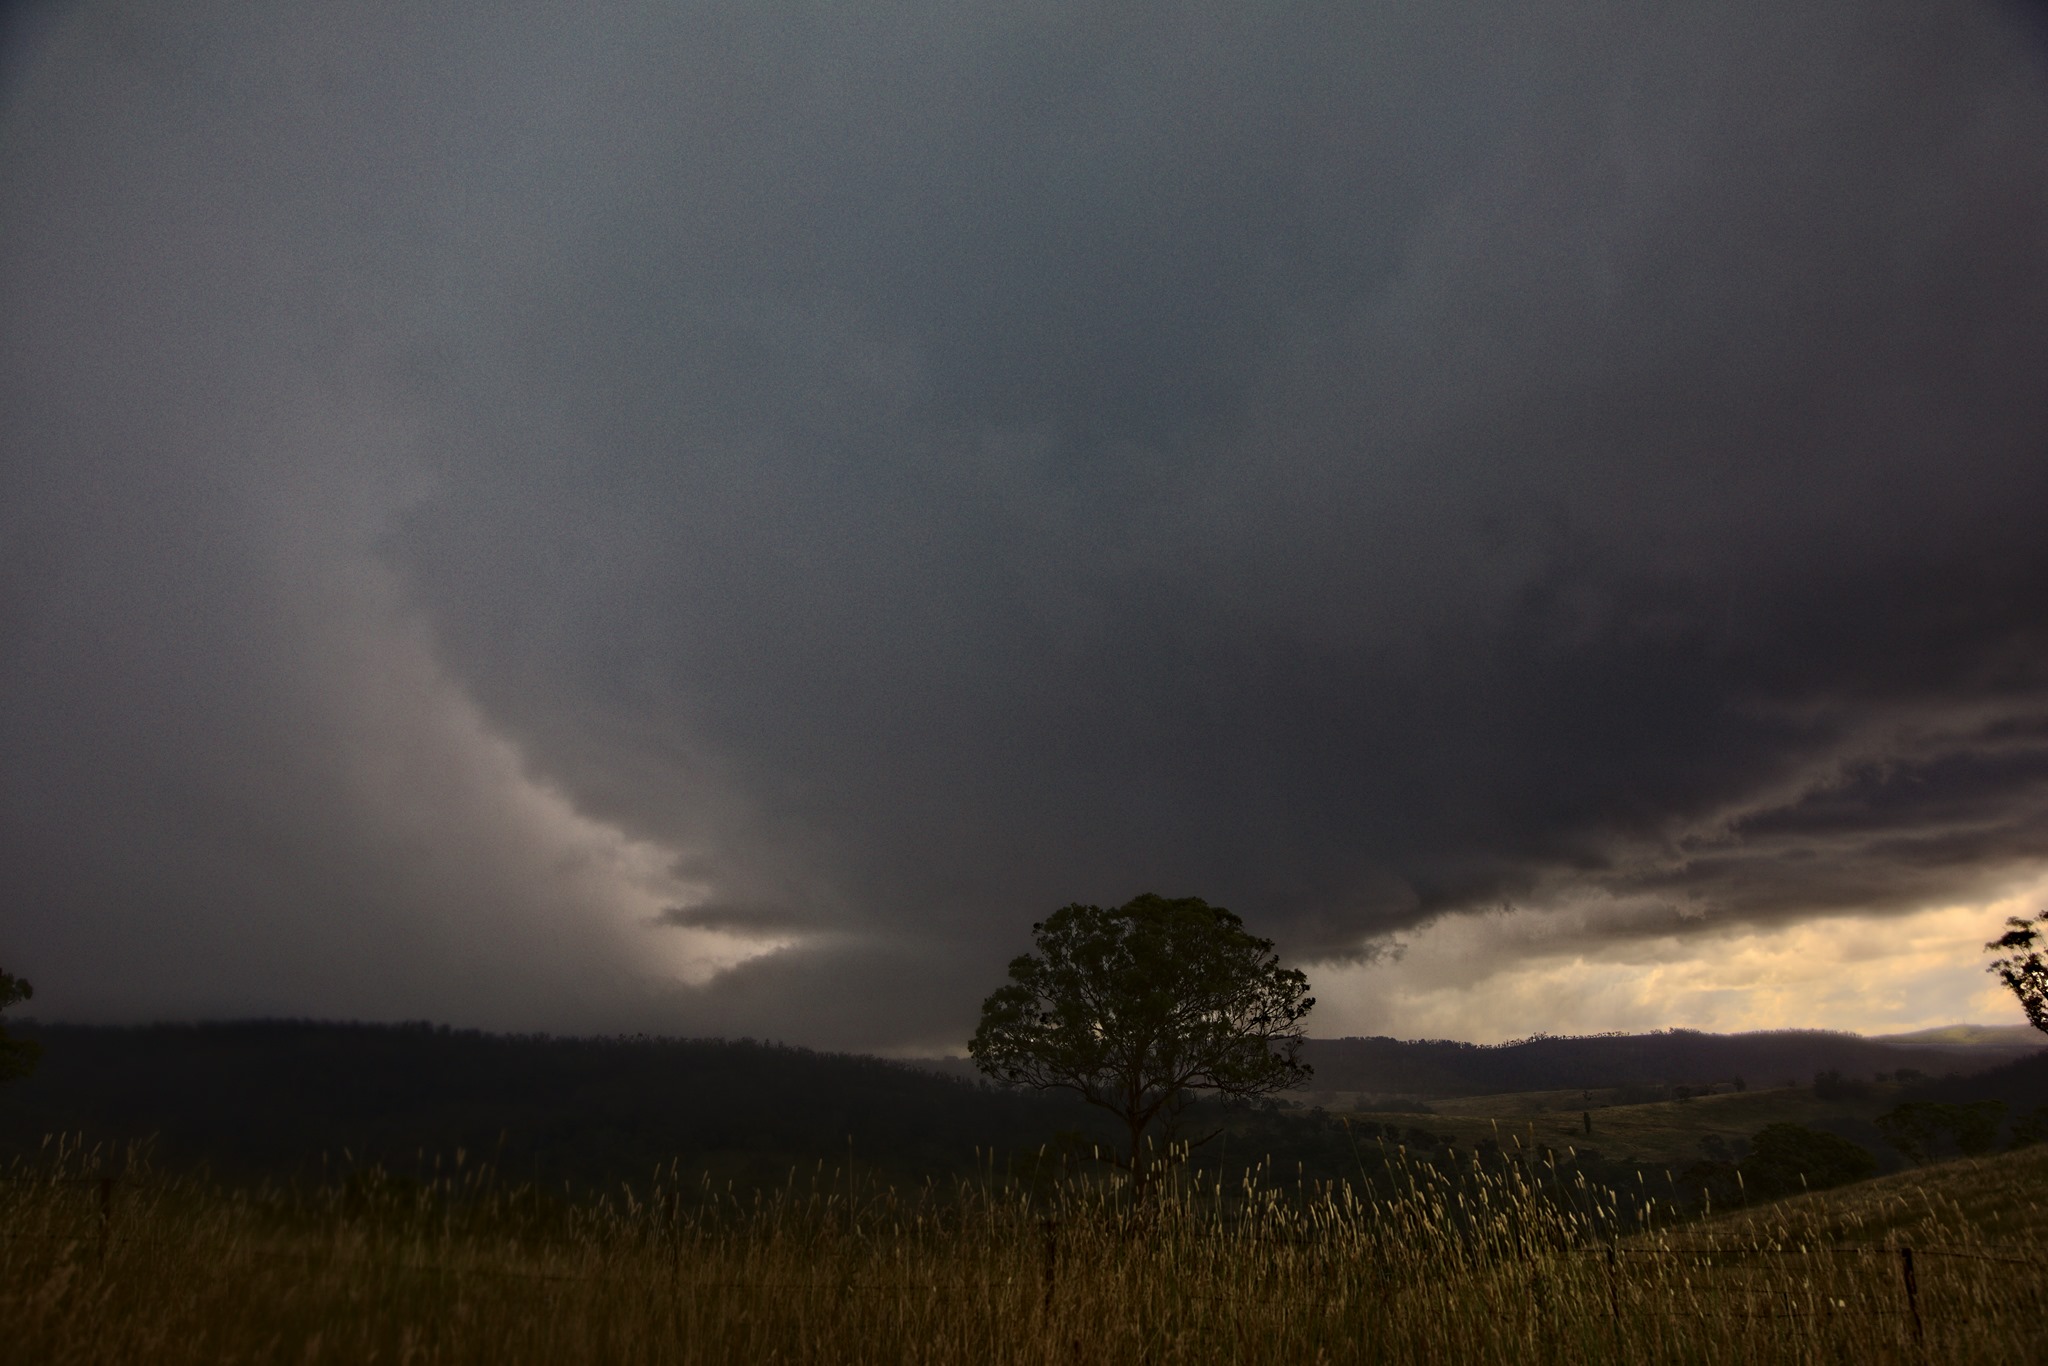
[1312,875,2047,1042]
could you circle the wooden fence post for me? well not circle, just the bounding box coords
[1899,1246,1922,1344]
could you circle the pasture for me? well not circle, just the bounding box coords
[5,1136,2043,1364]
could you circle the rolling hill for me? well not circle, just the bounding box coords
[1290,1027,2041,1102]
[0,1020,1096,1189]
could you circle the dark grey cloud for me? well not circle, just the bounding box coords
[4,1,2047,1049]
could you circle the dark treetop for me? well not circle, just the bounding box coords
[0,969,37,1084]
[1988,911,2048,1036]
[969,894,1312,1176]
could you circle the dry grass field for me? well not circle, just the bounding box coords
[4,1136,2044,1364]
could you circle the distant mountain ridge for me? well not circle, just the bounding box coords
[12,1021,2037,1187]
[1866,1024,2042,1049]
[1292,1026,2043,1099]
[0,1021,1094,1187]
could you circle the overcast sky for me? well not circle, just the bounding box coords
[4,1,2047,1051]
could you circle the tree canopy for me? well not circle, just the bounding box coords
[968,894,1312,1180]
[1737,1122,1877,1198]
[0,968,39,1084]
[1987,912,2048,1036]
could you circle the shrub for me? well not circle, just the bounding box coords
[1738,1123,1877,1198]
[1877,1101,2008,1165]
[1812,1069,1870,1101]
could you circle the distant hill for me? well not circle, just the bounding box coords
[11,1021,2036,1193]
[1290,1027,2042,1100]
[1901,1046,2048,1118]
[910,1026,2044,1099]
[0,1021,1096,1189]
[1867,1024,2043,1050]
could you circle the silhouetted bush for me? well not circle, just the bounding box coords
[1738,1123,1876,1198]
[1812,1069,1870,1101]
[1876,1100,2007,1164]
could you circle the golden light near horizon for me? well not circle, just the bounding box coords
[1308,872,2048,1043]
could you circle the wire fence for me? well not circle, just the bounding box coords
[6,1170,2044,1345]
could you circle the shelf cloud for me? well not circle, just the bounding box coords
[4,1,2047,1049]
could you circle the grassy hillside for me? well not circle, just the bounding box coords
[6,1020,2038,1363]
[1872,1024,2044,1050]
[1346,1082,1905,1171]
[5,1125,2041,1362]
[7,1020,2036,1206]
[1294,1028,2039,1101]
[1697,1142,2048,1246]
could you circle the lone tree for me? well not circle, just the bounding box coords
[0,968,38,1084]
[1987,911,2048,1036]
[969,894,1313,1182]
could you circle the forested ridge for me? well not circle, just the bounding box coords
[4,1020,2038,1194]
[0,1021,1095,1189]
[1291,1028,2039,1097]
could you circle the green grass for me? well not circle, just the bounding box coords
[5,1133,2045,1363]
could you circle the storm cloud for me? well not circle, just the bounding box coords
[4,0,2048,1049]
